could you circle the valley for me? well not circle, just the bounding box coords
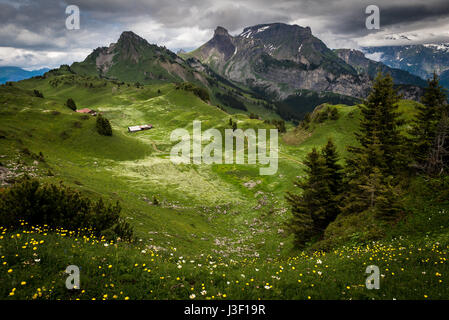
[1,23,449,301]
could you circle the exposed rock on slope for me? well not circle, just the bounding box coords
[189,23,372,99]
[71,31,205,84]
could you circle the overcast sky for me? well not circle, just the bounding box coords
[1,0,449,69]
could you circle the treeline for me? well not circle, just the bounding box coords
[264,119,286,133]
[287,72,449,248]
[298,105,340,130]
[276,90,359,121]
[216,92,247,111]
[175,82,210,102]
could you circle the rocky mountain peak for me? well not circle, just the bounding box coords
[240,23,312,39]
[214,26,230,37]
[117,31,148,47]
[201,26,235,61]
[335,49,366,62]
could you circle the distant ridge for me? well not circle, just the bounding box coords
[0,66,50,84]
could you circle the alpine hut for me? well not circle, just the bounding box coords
[128,124,153,133]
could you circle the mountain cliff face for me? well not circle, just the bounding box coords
[362,44,449,84]
[188,23,371,99]
[334,49,427,87]
[71,31,207,84]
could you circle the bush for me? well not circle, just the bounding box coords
[249,113,259,119]
[33,90,44,98]
[96,115,112,136]
[314,106,339,123]
[330,107,339,120]
[66,98,77,111]
[0,177,133,241]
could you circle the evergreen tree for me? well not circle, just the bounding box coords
[66,98,77,111]
[352,73,403,175]
[33,90,44,98]
[286,148,333,247]
[350,167,402,220]
[285,190,315,248]
[321,139,344,223]
[343,73,404,217]
[410,72,448,172]
[424,112,449,175]
[96,115,112,136]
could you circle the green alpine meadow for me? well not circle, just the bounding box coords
[1,4,449,303]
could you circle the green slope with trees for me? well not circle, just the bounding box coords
[1,71,449,300]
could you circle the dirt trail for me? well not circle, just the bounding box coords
[152,142,162,153]
[278,152,304,165]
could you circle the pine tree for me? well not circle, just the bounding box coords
[352,73,403,175]
[410,72,448,172]
[66,98,77,111]
[286,148,332,247]
[285,190,315,248]
[96,115,112,136]
[321,138,343,224]
[424,112,449,175]
[343,73,404,216]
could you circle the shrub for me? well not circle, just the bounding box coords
[329,107,339,120]
[96,115,112,136]
[66,98,77,111]
[249,113,259,119]
[33,90,44,98]
[0,177,133,241]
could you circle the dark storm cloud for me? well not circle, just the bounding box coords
[0,0,449,68]
[315,0,449,37]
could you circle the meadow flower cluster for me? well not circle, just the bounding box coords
[1,224,449,300]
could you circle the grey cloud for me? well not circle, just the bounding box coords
[0,0,449,68]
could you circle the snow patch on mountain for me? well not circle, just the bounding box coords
[364,52,383,62]
[423,43,449,52]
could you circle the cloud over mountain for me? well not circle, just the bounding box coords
[0,0,448,68]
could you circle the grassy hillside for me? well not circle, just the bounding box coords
[1,73,449,300]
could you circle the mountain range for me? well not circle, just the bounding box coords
[183,23,428,100]
[0,66,50,84]
[363,43,449,82]
[7,23,444,121]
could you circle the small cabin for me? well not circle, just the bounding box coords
[76,108,97,116]
[128,124,153,133]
